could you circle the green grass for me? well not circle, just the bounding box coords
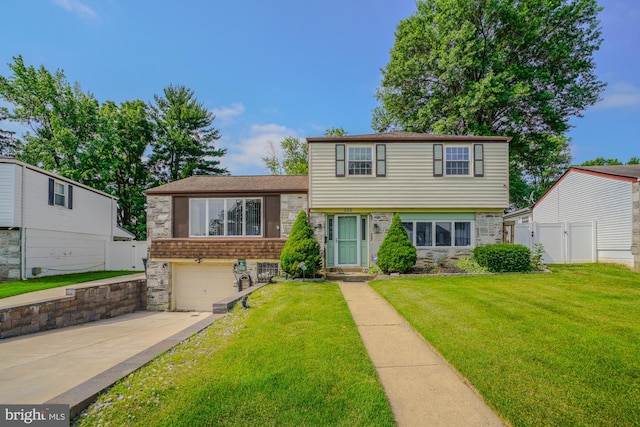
[370,264,640,427]
[0,271,140,299]
[75,282,394,427]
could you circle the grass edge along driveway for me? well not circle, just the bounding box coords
[75,282,395,427]
[371,264,640,427]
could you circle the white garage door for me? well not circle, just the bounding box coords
[173,264,236,311]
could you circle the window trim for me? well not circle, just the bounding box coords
[48,178,72,209]
[347,145,373,176]
[189,197,263,238]
[445,145,470,176]
[401,219,474,248]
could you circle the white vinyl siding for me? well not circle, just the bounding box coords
[0,163,20,227]
[534,170,632,251]
[309,141,508,209]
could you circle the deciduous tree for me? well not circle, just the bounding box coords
[373,0,605,206]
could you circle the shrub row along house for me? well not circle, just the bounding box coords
[145,132,510,311]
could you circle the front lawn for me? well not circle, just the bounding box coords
[0,271,140,299]
[370,264,640,426]
[75,282,394,427]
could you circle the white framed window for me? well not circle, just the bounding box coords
[445,146,470,175]
[402,220,473,248]
[54,182,66,206]
[190,198,262,237]
[348,146,373,175]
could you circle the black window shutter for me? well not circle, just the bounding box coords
[335,144,345,177]
[376,144,386,177]
[474,144,484,177]
[48,178,55,205]
[68,185,73,209]
[433,144,443,177]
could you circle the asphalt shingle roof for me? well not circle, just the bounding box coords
[573,165,640,179]
[145,175,309,195]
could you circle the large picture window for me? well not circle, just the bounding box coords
[190,198,262,237]
[402,220,472,248]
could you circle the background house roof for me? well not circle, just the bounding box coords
[573,165,640,179]
[306,132,511,143]
[145,175,309,195]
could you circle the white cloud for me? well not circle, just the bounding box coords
[211,103,245,126]
[53,0,97,19]
[219,123,299,176]
[593,82,640,110]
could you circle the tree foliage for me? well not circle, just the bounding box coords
[376,213,417,274]
[280,211,322,278]
[373,0,605,206]
[150,84,227,183]
[262,127,347,175]
[0,55,100,182]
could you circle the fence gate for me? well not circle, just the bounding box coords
[513,221,595,264]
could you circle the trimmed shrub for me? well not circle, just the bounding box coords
[280,211,322,278]
[473,243,531,273]
[377,213,417,274]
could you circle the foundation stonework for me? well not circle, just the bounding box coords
[0,230,21,281]
[146,195,172,311]
[281,194,308,237]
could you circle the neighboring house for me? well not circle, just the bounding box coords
[0,157,134,281]
[307,132,510,270]
[528,165,640,268]
[144,175,308,311]
[503,207,532,243]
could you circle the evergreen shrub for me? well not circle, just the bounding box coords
[377,213,417,274]
[280,211,322,278]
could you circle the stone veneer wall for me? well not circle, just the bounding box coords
[147,195,172,311]
[281,194,308,238]
[0,230,21,282]
[632,182,640,270]
[0,278,146,338]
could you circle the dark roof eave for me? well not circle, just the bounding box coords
[306,132,511,143]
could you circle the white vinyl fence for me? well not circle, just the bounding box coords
[106,241,147,271]
[514,221,596,264]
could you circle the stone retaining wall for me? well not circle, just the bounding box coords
[0,278,147,339]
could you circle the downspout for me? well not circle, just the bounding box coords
[20,163,26,280]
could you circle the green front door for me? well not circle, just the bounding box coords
[337,215,358,266]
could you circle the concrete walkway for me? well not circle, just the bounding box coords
[339,282,506,427]
[0,310,219,416]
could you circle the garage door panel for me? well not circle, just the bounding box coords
[174,264,236,311]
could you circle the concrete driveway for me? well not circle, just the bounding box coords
[0,310,220,416]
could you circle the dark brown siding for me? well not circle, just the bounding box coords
[150,238,286,259]
[173,197,189,237]
[265,195,281,238]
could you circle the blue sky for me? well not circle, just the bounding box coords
[1,0,638,176]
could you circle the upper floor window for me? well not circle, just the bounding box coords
[48,178,73,209]
[348,146,372,175]
[190,198,262,237]
[336,144,386,177]
[445,147,469,175]
[402,220,472,248]
[434,144,484,177]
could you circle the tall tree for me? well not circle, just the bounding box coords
[150,84,227,183]
[0,55,99,181]
[262,128,348,175]
[373,0,605,206]
[87,100,154,239]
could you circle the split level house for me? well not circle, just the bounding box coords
[145,132,511,311]
[0,157,134,281]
